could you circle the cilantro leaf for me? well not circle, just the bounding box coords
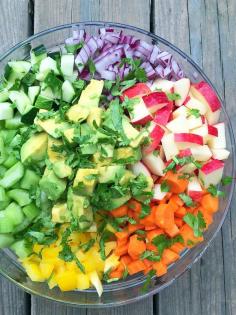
[87,58,96,76]
[207,184,225,197]
[140,250,160,262]
[121,96,139,112]
[44,71,62,94]
[179,193,195,207]
[161,180,170,192]
[166,92,181,101]
[99,230,113,260]
[152,234,184,257]
[139,204,151,219]
[183,212,206,237]
[163,160,176,173]
[142,269,156,292]
[79,239,95,253]
[221,176,233,186]
[188,108,201,118]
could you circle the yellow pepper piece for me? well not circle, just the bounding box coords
[39,262,54,279]
[55,270,78,291]
[77,274,90,290]
[23,262,45,282]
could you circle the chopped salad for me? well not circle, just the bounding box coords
[0,27,231,296]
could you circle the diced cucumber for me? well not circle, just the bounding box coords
[8,61,31,78]
[0,165,7,178]
[3,154,18,168]
[0,161,24,188]
[9,91,32,115]
[5,202,24,226]
[8,189,31,207]
[0,130,17,144]
[62,80,75,103]
[5,113,23,129]
[61,54,74,77]
[0,186,10,210]
[0,102,13,120]
[22,203,40,221]
[0,137,6,164]
[20,169,40,190]
[14,217,31,233]
[30,45,47,67]
[34,94,53,110]
[11,240,32,259]
[0,234,15,248]
[38,57,59,80]
[80,144,97,155]
[0,211,14,233]
[0,90,9,102]
[28,86,40,104]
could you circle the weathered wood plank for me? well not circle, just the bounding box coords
[32,0,152,313]
[0,1,31,314]
[153,1,227,314]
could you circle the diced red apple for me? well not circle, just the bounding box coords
[174,133,203,150]
[161,133,179,161]
[154,102,172,126]
[190,145,212,161]
[143,123,165,154]
[130,98,153,125]
[172,106,188,119]
[186,116,203,130]
[198,159,224,188]
[166,116,189,133]
[187,176,203,202]
[152,184,168,201]
[142,91,169,113]
[192,124,217,144]
[190,81,221,124]
[174,78,190,106]
[211,149,230,160]
[178,163,197,174]
[208,122,226,149]
[151,79,174,93]
[130,161,151,177]
[184,93,207,115]
[120,83,151,101]
[142,152,165,176]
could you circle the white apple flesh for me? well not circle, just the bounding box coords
[161,133,179,161]
[184,93,207,115]
[174,78,190,106]
[151,79,174,93]
[211,149,230,160]
[198,159,224,188]
[187,176,203,202]
[187,116,203,130]
[172,105,188,119]
[130,98,153,125]
[152,184,168,201]
[142,152,166,176]
[208,122,226,149]
[190,145,212,161]
[130,161,151,177]
[166,116,189,133]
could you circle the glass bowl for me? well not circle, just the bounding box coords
[0,22,235,308]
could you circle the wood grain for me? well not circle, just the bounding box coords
[32,0,152,313]
[0,1,31,314]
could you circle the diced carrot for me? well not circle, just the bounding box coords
[110,269,123,279]
[139,210,155,226]
[128,234,146,259]
[115,243,129,256]
[143,259,153,268]
[174,217,183,228]
[128,199,142,213]
[165,224,179,238]
[116,262,125,272]
[128,209,139,221]
[153,261,167,277]
[146,243,157,251]
[127,260,146,275]
[162,249,180,265]
[145,225,157,231]
[162,171,188,194]
[146,228,163,242]
[144,266,153,275]
[153,204,175,230]
[159,195,170,204]
[180,224,203,247]
[175,206,186,218]
[170,195,184,206]
[168,198,179,212]
[117,238,127,247]
[110,204,128,217]
[201,194,219,213]
[115,231,129,242]
[170,242,185,254]
[121,255,132,266]
[128,223,144,234]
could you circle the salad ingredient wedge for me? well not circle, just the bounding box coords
[0,27,231,296]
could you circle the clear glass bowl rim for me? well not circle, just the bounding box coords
[0,21,235,308]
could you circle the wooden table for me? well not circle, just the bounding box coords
[0,0,235,314]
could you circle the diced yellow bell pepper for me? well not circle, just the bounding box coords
[23,262,45,282]
[104,253,120,273]
[55,270,78,291]
[77,274,90,290]
[42,247,61,260]
[39,262,54,279]
[33,244,44,255]
[105,241,117,256]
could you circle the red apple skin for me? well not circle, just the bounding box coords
[183,95,191,106]
[131,114,153,125]
[178,148,192,157]
[120,83,151,101]
[154,102,172,126]
[201,115,206,124]
[200,159,224,175]
[191,81,221,112]
[143,124,165,154]
[142,91,169,113]
[208,125,218,137]
[174,133,204,145]
[188,191,203,202]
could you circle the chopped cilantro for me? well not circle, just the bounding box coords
[183,212,206,237]
[79,239,95,253]
[163,160,176,173]
[152,234,184,257]
[188,108,201,118]
[44,71,62,94]
[65,42,83,54]
[73,79,85,91]
[142,269,156,292]
[166,92,181,101]
[207,184,225,197]
[187,240,195,246]
[136,230,146,236]
[221,176,233,186]
[140,250,160,262]
[122,267,129,279]
[99,230,113,260]
[161,180,170,192]
[85,174,99,181]
[121,96,139,112]
[139,204,151,219]
[87,58,96,76]
[179,193,195,207]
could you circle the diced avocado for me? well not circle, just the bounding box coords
[122,117,149,148]
[39,168,66,201]
[47,137,63,163]
[93,152,112,166]
[80,144,97,155]
[134,175,154,202]
[81,123,94,136]
[107,194,131,211]
[119,170,135,185]
[98,165,125,183]
[130,130,149,148]
[63,128,75,144]
[113,147,142,164]
[73,169,98,195]
[87,107,103,127]
[20,169,40,190]
[35,110,70,138]
[21,132,48,164]
[66,104,90,123]
[51,203,71,223]
[100,144,114,158]
[78,79,104,108]
[67,189,93,230]
[53,161,72,178]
